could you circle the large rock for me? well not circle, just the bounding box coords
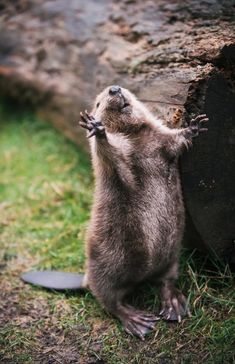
[0,0,234,262]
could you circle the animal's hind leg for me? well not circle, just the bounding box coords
[158,261,190,322]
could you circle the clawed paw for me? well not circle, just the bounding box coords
[159,292,190,323]
[79,110,105,138]
[188,114,209,137]
[122,306,160,341]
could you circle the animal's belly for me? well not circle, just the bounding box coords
[92,174,184,263]
[137,182,185,262]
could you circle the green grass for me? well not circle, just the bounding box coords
[0,106,234,364]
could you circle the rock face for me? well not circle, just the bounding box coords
[0,0,234,262]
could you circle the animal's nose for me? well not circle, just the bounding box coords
[109,85,121,95]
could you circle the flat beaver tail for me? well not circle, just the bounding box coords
[21,270,86,291]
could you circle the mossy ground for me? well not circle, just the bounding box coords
[0,107,234,364]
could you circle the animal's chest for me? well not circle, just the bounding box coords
[131,150,179,187]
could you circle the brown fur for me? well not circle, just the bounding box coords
[80,86,207,339]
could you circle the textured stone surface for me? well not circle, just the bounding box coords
[0,0,234,260]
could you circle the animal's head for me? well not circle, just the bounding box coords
[92,85,154,133]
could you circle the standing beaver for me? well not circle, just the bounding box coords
[79,85,208,340]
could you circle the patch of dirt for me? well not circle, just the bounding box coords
[0,274,85,363]
[0,268,165,363]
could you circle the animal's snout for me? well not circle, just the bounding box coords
[109,85,121,96]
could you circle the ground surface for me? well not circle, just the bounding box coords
[0,110,234,364]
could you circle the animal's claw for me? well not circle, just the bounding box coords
[159,291,190,322]
[79,111,105,138]
[120,305,159,340]
[188,113,209,137]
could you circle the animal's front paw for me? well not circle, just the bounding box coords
[187,114,209,138]
[79,110,105,138]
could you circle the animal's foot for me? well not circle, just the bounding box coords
[79,110,105,138]
[159,290,190,323]
[120,305,160,340]
[187,114,209,138]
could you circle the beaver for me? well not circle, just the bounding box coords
[79,85,208,340]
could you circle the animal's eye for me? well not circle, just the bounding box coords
[96,102,100,108]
